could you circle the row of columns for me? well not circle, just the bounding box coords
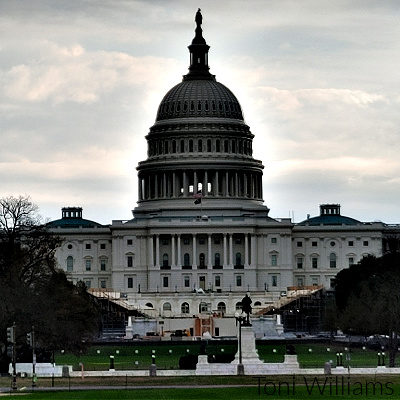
[147,233,256,269]
[138,170,263,201]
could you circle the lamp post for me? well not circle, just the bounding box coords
[234,311,245,375]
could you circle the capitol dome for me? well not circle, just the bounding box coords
[156,79,244,121]
[135,9,268,217]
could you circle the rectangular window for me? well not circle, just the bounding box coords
[235,238,242,244]
[271,254,277,266]
[100,243,106,250]
[363,240,369,246]
[127,239,133,245]
[161,239,169,245]
[312,241,318,247]
[214,238,221,244]
[163,276,169,288]
[312,257,318,269]
[85,259,91,271]
[236,275,242,287]
[348,241,354,247]
[271,275,277,287]
[184,276,190,288]
[84,280,91,289]
[297,277,304,286]
[127,277,133,289]
[183,238,190,245]
[297,257,303,269]
[100,259,106,271]
[100,280,106,289]
[199,238,205,245]
[348,257,354,266]
[127,256,133,268]
[271,237,277,244]
[214,327,220,336]
[215,275,221,287]
[297,241,302,247]
[85,243,91,250]
[311,277,319,286]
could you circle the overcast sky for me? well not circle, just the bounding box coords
[1,0,399,224]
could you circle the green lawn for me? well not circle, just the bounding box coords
[10,384,400,400]
[55,343,389,371]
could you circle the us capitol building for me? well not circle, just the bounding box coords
[49,11,396,336]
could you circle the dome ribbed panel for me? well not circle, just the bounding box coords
[156,80,243,121]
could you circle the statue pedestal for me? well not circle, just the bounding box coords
[232,326,263,365]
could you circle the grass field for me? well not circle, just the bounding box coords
[6,384,400,400]
[54,342,390,370]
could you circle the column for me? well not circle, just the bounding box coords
[244,173,248,197]
[225,171,229,196]
[154,174,159,199]
[172,172,177,197]
[177,235,182,267]
[204,170,208,196]
[163,173,167,198]
[223,234,227,266]
[192,234,197,268]
[147,175,151,199]
[193,171,198,193]
[215,171,219,196]
[171,235,176,267]
[251,174,255,198]
[235,172,239,197]
[250,234,256,267]
[138,176,142,201]
[148,235,154,267]
[229,234,233,267]
[207,234,212,268]
[244,234,249,267]
[183,171,188,196]
[155,234,160,268]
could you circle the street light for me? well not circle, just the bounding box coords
[234,311,245,376]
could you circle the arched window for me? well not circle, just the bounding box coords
[254,301,261,306]
[198,139,203,152]
[181,302,190,314]
[224,140,228,153]
[172,140,176,153]
[180,140,185,153]
[163,253,169,268]
[199,253,205,268]
[235,302,242,311]
[235,252,242,267]
[232,140,236,153]
[189,140,193,152]
[239,140,243,154]
[176,101,181,112]
[184,253,190,267]
[207,139,212,152]
[66,256,73,272]
[164,141,168,154]
[217,302,226,314]
[190,101,195,111]
[163,302,172,311]
[183,101,188,112]
[216,140,220,152]
[197,100,202,111]
[212,100,216,111]
[214,253,220,267]
[205,100,209,111]
[145,302,154,308]
[329,253,337,268]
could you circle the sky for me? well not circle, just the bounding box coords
[1,0,399,224]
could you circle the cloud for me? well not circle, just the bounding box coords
[2,42,178,104]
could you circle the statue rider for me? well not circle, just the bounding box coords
[241,294,252,326]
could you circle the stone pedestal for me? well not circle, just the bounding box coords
[232,326,262,365]
[283,355,300,368]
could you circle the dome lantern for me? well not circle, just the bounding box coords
[185,8,213,81]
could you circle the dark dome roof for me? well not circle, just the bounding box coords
[297,214,361,226]
[47,218,103,229]
[155,79,244,122]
